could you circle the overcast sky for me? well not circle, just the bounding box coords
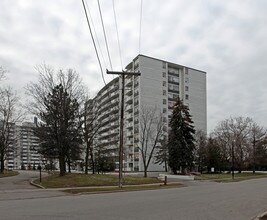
[0,0,267,132]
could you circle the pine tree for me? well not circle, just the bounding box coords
[168,97,195,174]
[155,136,169,172]
[35,84,82,176]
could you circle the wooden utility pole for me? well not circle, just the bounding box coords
[107,70,141,188]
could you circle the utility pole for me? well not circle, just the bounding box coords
[107,70,141,188]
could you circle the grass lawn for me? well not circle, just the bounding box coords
[0,170,19,178]
[195,172,267,182]
[63,182,184,194]
[34,173,162,188]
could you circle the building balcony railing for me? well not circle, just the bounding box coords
[126,97,133,104]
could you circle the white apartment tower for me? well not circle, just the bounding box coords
[90,55,206,172]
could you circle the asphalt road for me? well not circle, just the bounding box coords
[1,173,267,220]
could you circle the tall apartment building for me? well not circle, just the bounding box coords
[90,55,206,172]
[4,119,41,170]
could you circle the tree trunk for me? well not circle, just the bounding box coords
[59,155,66,176]
[68,159,71,173]
[0,154,4,173]
[90,148,95,174]
[164,161,168,172]
[144,166,147,177]
[85,144,89,174]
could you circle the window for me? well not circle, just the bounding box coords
[162,62,166,69]
[185,86,189,91]
[185,77,189,83]
[163,90,166,95]
[163,81,166,87]
[185,68,189,75]
[185,94,189,100]
[163,108,167,113]
[162,72,166,78]
[163,99,166,104]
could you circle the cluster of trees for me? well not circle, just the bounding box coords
[138,97,196,176]
[194,117,267,173]
[144,97,267,176]
[0,65,114,176]
[26,65,114,176]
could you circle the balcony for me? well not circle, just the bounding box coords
[125,104,133,112]
[126,97,133,104]
[125,79,133,87]
[127,122,133,129]
[127,138,133,145]
[126,114,133,121]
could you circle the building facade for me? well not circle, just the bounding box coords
[90,55,207,172]
[5,119,41,170]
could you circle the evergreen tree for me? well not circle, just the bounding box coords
[168,97,195,174]
[35,84,82,176]
[154,136,169,172]
[205,138,224,173]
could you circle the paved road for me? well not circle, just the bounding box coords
[1,176,267,220]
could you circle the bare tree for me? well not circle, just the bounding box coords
[194,130,207,173]
[213,116,257,172]
[138,106,164,177]
[249,122,266,173]
[82,97,103,174]
[0,87,22,173]
[0,66,6,82]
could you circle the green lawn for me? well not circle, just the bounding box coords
[195,172,267,182]
[0,170,19,178]
[34,173,161,188]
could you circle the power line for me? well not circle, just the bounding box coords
[138,0,143,54]
[112,0,123,70]
[82,0,106,85]
[85,0,107,70]
[97,0,113,71]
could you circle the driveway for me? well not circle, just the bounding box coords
[0,170,66,201]
[0,170,42,191]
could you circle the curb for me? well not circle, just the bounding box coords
[252,211,267,220]
[30,180,45,189]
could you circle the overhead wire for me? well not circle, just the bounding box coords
[85,0,108,70]
[81,0,106,85]
[97,0,113,71]
[138,0,143,55]
[112,0,123,70]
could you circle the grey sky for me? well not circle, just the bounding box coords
[0,0,267,132]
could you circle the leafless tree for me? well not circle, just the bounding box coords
[213,116,260,172]
[194,130,207,173]
[138,106,164,177]
[0,66,6,82]
[248,122,267,173]
[81,97,104,174]
[0,87,22,173]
